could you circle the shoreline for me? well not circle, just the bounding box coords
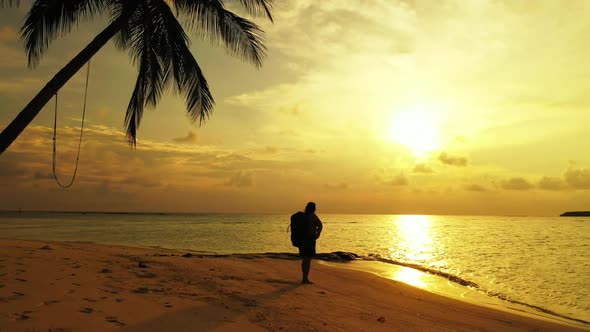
[156,249,590,328]
[1,239,588,331]
[326,260,589,329]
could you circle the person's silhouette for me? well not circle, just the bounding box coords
[299,202,323,284]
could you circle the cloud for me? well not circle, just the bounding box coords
[279,104,303,116]
[413,163,433,173]
[172,131,199,144]
[256,146,279,154]
[0,77,44,93]
[564,163,590,189]
[384,175,408,186]
[94,106,113,120]
[537,176,564,191]
[225,171,254,188]
[465,184,487,192]
[120,176,162,188]
[1,122,338,212]
[0,155,28,178]
[502,177,533,191]
[0,26,17,43]
[33,171,54,180]
[438,152,468,167]
[324,183,348,190]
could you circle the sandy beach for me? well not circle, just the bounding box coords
[0,239,587,332]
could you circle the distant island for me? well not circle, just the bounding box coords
[560,211,590,217]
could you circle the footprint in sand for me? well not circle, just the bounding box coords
[265,278,295,285]
[220,275,245,281]
[132,287,150,294]
[39,300,61,306]
[16,278,27,282]
[11,311,32,320]
[83,297,97,303]
[105,316,125,326]
[80,308,94,314]
[243,300,257,307]
[135,272,157,279]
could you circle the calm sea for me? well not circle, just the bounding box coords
[0,212,588,325]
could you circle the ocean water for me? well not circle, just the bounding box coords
[0,212,588,325]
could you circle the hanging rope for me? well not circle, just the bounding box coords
[52,60,91,188]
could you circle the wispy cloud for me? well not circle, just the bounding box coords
[172,131,199,145]
[537,176,565,191]
[324,182,348,190]
[438,152,468,167]
[501,177,533,191]
[465,184,488,192]
[383,174,408,186]
[0,26,18,43]
[225,171,254,188]
[413,163,433,173]
[564,163,590,189]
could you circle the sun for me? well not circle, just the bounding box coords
[386,105,441,156]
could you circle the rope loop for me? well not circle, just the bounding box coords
[52,60,91,188]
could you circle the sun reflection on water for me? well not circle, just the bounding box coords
[392,215,434,263]
[385,215,437,288]
[392,266,428,288]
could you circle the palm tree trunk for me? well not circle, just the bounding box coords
[0,18,123,155]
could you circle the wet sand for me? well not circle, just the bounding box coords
[0,239,587,331]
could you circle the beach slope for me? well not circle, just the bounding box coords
[0,239,586,331]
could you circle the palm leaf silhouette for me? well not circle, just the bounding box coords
[0,0,273,151]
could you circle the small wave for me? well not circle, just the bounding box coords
[363,254,590,326]
[365,255,479,288]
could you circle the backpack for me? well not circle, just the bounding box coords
[289,211,308,247]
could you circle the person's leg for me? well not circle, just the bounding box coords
[301,256,312,284]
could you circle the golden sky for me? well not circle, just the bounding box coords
[1,1,589,215]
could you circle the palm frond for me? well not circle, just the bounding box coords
[122,0,170,145]
[173,46,214,125]
[231,0,273,23]
[122,0,213,144]
[0,0,20,7]
[21,0,110,67]
[160,0,214,124]
[125,63,146,147]
[174,0,267,68]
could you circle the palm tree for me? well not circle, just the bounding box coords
[0,0,273,153]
